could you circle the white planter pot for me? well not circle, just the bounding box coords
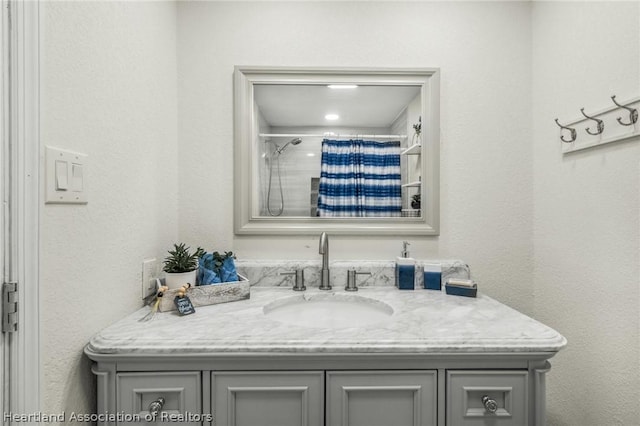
[165,270,197,289]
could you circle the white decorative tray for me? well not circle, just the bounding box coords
[158,274,250,312]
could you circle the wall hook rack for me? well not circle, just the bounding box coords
[580,108,604,135]
[611,95,638,126]
[554,118,577,143]
[559,95,639,153]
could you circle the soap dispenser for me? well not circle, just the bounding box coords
[395,241,416,290]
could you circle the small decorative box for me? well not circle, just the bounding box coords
[445,278,477,298]
[158,274,250,312]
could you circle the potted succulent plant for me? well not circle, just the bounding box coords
[163,243,204,289]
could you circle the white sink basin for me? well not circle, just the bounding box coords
[263,293,393,329]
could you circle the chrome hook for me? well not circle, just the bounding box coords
[611,95,638,126]
[580,108,604,135]
[554,118,577,143]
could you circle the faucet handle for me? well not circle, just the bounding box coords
[281,270,306,291]
[345,270,372,292]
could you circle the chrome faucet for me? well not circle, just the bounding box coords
[318,232,331,290]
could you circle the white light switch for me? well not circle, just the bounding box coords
[45,146,88,204]
[55,160,68,190]
[71,163,83,191]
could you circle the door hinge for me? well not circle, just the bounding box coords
[2,281,17,333]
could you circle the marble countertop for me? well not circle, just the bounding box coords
[86,287,566,356]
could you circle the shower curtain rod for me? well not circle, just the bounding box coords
[259,133,408,139]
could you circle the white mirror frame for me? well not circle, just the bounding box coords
[234,66,440,236]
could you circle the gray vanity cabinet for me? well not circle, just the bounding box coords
[326,370,438,426]
[95,360,551,425]
[211,371,324,426]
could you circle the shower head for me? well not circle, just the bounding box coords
[275,137,303,154]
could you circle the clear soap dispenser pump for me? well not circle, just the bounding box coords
[395,241,416,290]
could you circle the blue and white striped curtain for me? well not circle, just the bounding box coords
[317,139,402,217]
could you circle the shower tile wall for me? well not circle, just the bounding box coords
[265,130,323,216]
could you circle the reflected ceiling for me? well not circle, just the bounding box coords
[254,84,421,127]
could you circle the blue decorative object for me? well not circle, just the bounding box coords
[197,252,239,285]
[219,257,239,283]
[198,253,222,285]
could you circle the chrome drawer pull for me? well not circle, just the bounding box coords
[148,396,165,418]
[482,395,498,413]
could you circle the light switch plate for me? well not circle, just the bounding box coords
[45,146,88,204]
[142,258,159,299]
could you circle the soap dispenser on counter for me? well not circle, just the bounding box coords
[395,241,416,290]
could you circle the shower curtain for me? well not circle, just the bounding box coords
[317,139,402,217]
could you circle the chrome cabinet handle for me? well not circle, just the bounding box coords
[481,395,498,413]
[148,397,165,418]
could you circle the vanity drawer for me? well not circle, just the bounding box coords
[446,370,528,426]
[116,371,202,424]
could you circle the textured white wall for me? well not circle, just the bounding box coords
[40,1,179,416]
[177,1,534,312]
[532,2,640,425]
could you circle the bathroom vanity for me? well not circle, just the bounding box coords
[85,273,565,426]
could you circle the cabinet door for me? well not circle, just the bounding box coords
[326,370,437,426]
[446,370,528,426]
[211,371,324,426]
[116,371,203,425]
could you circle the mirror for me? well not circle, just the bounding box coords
[234,67,440,235]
